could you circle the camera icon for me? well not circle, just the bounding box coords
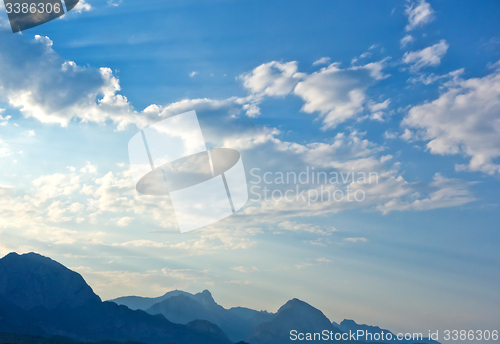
[128,111,248,233]
[3,0,80,33]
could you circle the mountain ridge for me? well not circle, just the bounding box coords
[0,252,441,344]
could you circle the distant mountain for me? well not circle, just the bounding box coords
[333,319,440,344]
[110,290,193,311]
[143,290,275,342]
[0,252,232,344]
[245,298,352,344]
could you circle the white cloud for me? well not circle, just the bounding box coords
[113,240,168,248]
[80,162,98,174]
[222,128,475,220]
[403,63,500,174]
[278,221,336,235]
[384,131,398,139]
[369,99,391,113]
[0,2,9,30]
[72,0,92,13]
[344,237,368,243]
[189,71,198,77]
[0,139,12,158]
[0,35,158,130]
[107,0,122,7]
[312,57,331,66]
[405,0,434,31]
[225,280,250,285]
[239,61,303,97]
[293,61,389,129]
[377,174,476,213]
[407,68,464,85]
[233,266,259,273]
[315,257,332,263]
[400,34,415,48]
[0,109,10,126]
[115,216,133,227]
[0,37,388,132]
[402,40,449,72]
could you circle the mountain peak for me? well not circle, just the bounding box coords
[0,252,101,311]
[193,289,216,306]
[276,298,311,313]
[246,298,339,344]
[200,289,214,299]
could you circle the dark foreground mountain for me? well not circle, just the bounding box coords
[0,253,231,344]
[0,332,143,344]
[333,319,440,344]
[111,290,274,342]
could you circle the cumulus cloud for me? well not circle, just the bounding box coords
[294,61,389,129]
[405,0,434,31]
[115,216,133,227]
[0,35,153,130]
[402,40,449,72]
[239,59,389,128]
[403,63,500,174]
[239,61,303,97]
[1,35,391,132]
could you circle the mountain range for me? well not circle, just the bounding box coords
[111,289,274,342]
[0,253,231,344]
[0,252,440,344]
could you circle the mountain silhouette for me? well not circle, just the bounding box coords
[113,289,274,342]
[245,298,351,344]
[0,252,441,344]
[0,252,231,344]
[0,253,101,310]
[0,332,144,344]
[333,319,440,344]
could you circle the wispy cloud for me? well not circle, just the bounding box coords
[400,34,415,48]
[405,0,435,31]
[402,40,449,71]
[312,57,331,66]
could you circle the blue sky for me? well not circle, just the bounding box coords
[1,0,500,341]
